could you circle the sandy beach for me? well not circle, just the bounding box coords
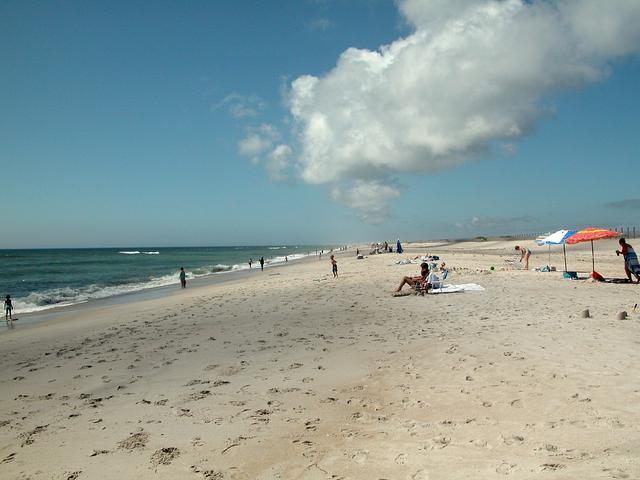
[1,239,639,479]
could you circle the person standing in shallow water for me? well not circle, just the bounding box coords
[260,257,264,271]
[179,267,187,288]
[249,258,252,269]
[330,255,338,278]
[4,295,13,325]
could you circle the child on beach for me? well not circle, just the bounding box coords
[330,255,338,278]
[5,295,13,324]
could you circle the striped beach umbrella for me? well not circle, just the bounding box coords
[566,227,620,273]
[536,229,576,271]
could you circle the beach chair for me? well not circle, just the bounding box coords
[432,269,448,293]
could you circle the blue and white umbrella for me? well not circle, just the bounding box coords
[535,229,576,271]
[537,229,576,245]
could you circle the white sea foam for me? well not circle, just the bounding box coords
[268,246,287,250]
[13,249,315,314]
[143,251,160,255]
[269,253,306,264]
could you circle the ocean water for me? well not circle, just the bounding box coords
[0,245,333,314]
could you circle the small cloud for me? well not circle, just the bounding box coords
[501,142,518,156]
[306,17,333,31]
[237,124,279,164]
[331,180,401,224]
[214,93,266,118]
[266,144,292,182]
[465,215,537,229]
[604,199,640,209]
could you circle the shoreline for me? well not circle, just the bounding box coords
[5,247,340,331]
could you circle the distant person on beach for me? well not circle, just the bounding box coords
[179,267,187,288]
[285,256,288,262]
[249,258,252,269]
[4,295,13,324]
[330,255,338,278]
[616,238,640,283]
[515,245,531,271]
[260,257,264,271]
[395,262,429,293]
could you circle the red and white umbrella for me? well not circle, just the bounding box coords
[566,227,620,273]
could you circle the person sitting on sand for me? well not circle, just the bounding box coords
[330,254,338,278]
[395,262,429,293]
[616,238,640,283]
[4,295,13,324]
[515,245,531,271]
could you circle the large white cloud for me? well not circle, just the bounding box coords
[284,0,640,220]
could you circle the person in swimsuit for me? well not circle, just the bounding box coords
[616,238,640,283]
[260,257,265,271]
[395,262,429,293]
[179,267,187,288]
[515,245,531,271]
[330,255,338,278]
[5,295,13,324]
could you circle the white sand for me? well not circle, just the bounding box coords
[1,239,639,479]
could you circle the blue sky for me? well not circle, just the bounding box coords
[1,0,639,248]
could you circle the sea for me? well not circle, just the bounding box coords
[0,245,333,314]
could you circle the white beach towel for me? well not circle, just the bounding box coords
[395,259,415,265]
[431,283,485,294]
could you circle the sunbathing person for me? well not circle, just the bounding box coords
[395,262,429,293]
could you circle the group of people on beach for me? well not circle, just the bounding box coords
[513,239,640,282]
[248,257,265,271]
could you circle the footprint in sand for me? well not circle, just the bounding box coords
[190,466,225,479]
[351,449,369,464]
[496,463,517,475]
[118,431,149,450]
[501,435,525,445]
[150,447,180,467]
[219,365,243,376]
[411,470,430,480]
